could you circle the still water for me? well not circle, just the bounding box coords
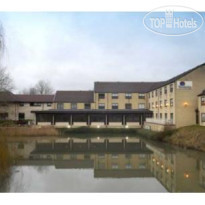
[1,135,205,192]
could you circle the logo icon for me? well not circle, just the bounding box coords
[143,5,204,36]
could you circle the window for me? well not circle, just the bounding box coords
[112,154,118,158]
[138,93,145,99]
[170,113,174,120]
[155,101,158,108]
[152,91,154,97]
[112,103,118,109]
[164,86,167,94]
[71,103,77,109]
[148,93,150,98]
[57,103,64,110]
[0,113,8,120]
[160,113,162,119]
[112,93,118,99]
[164,100,167,107]
[170,84,174,92]
[170,98,174,107]
[139,103,145,109]
[112,164,119,169]
[165,113,168,119]
[155,90,158,97]
[19,103,24,107]
[18,113,25,120]
[160,100,163,108]
[202,113,205,122]
[152,102,154,108]
[156,113,158,119]
[125,103,132,109]
[201,97,205,106]
[30,102,41,107]
[98,93,105,99]
[84,103,91,109]
[47,103,52,107]
[126,164,132,169]
[159,88,162,95]
[98,103,105,109]
[125,93,132,99]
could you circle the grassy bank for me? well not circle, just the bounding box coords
[142,125,205,152]
[0,127,59,137]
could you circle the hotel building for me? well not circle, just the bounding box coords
[0,63,205,130]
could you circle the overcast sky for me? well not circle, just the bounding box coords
[0,12,205,93]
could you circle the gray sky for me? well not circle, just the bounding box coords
[1,12,205,93]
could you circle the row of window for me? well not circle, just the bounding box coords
[57,103,146,110]
[149,99,174,109]
[98,93,145,99]
[19,103,52,107]
[98,103,145,109]
[155,113,174,120]
[149,84,174,98]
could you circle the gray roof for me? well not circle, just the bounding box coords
[148,63,205,92]
[94,82,165,93]
[95,63,205,93]
[54,91,94,103]
[0,91,16,102]
[198,90,205,96]
[15,95,54,102]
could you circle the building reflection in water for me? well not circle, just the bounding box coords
[7,137,205,192]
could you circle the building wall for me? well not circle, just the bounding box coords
[175,66,205,128]
[198,95,205,126]
[147,65,205,129]
[0,103,18,120]
[94,93,147,109]
[18,103,53,121]
[148,83,175,124]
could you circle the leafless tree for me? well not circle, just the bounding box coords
[21,80,54,95]
[0,23,13,92]
[35,80,54,95]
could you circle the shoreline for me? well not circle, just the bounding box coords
[0,125,205,152]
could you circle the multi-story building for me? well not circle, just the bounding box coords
[0,92,54,123]
[198,90,205,126]
[1,63,205,130]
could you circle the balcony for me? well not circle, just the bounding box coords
[145,118,174,125]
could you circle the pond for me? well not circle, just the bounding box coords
[1,135,205,192]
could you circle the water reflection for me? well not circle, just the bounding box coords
[2,136,205,192]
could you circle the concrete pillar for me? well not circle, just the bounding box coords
[123,115,126,125]
[105,114,108,126]
[87,114,91,126]
[69,139,73,150]
[122,139,126,150]
[87,139,91,150]
[70,115,73,125]
[52,114,55,125]
[140,114,143,127]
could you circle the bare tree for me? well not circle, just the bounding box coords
[35,80,54,95]
[0,23,13,92]
[0,67,13,91]
[21,87,37,95]
[21,80,54,95]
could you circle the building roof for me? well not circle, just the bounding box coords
[0,91,16,102]
[148,63,205,92]
[198,90,205,96]
[94,82,165,93]
[15,94,54,102]
[54,91,94,103]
